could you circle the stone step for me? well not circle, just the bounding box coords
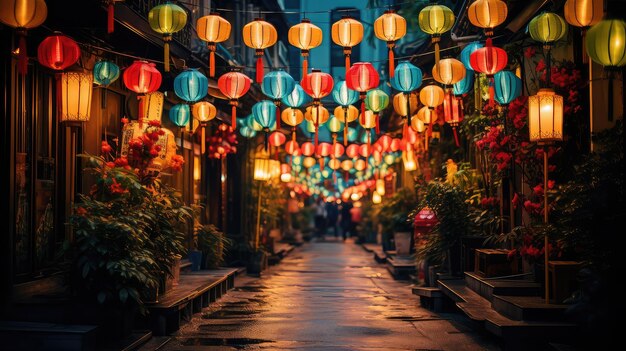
[492,295,570,322]
[465,271,541,302]
[385,255,416,280]
[412,286,444,312]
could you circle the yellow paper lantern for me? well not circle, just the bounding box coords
[410,113,427,133]
[0,0,47,75]
[359,110,376,129]
[418,5,455,64]
[192,101,217,154]
[528,88,564,143]
[376,179,385,196]
[331,16,364,72]
[196,13,231,77]
[374,10,407,77]
[243,18,278,83]
[402,148,417,172]
[586,19,626,69]
[528,12,568,49]
[60,72,93,122]
[304,105,330,124]
[254,158,272,181]
[288,18,323,78]
[372,191,382,204]
[564,0,603,28]
[419,85,445,109]
[467,0,508,36]
[341,159,354,171]
[432,58,466,86]
[148,2,188,72]
[303,156,317,168]
[393,92,419,117]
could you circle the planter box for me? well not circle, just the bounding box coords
[393,232,412,256]
[474,249,519,277]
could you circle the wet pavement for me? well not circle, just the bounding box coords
[159,238,501,350]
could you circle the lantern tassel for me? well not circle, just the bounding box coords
[453,127,460,147]
[375,114,380,135]
[319,158,324,171]
[314,123,319,149]
[345,54,350,72]
[360,100,365,125]
[231,104,237,129]
[292,128,296,144]
[302,56,308,80]
[256,56,263,84]
[344,107,349,146]
[164,41,170,72]
[581,30,588,64]
[201,126,206,154]
[276,103,281,130]
[210,50,216,77]
[434,42,440,65]
[264,131,268,151]
[344,171,349,183]
[138,95,144,128]
[107,2,115,34]
[388,46,395,78]
[488,77,495,106]
[17,31,28,75]
[315,105,319,148]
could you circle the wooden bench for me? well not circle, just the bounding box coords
[145,268,239,336]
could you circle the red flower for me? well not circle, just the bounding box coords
[548,180,555,189]
[535,59,546,73]
[75,207,87,216]
[533,184,543,196]
[524,47,536,58]
[170,155,185,172]
[148,120,161,127]
[512,193,520,210]
[114,157,129,167]
[106,161,115,168]
[121,117,129,124]
[101,141,113,154]
[109,179,127,195]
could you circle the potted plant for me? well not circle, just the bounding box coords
[195,224,232,269]
[378,187,417,256]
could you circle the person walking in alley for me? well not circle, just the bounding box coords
[312,197,327,239]
[326,200,339,238]
[339,201,353,241]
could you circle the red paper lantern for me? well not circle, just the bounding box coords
[301,141,315,156]
[317,142,332,157]
[390,138,402,152]
[443,93,464,147]
[359,143,371,158]
[218,69,252,129]
[331,143,345,158]
[469,38,507,105]
[268,131,286,147]
[285,140,299,154]
[300,69,333,147]
[377,134,392,152]
[123,60,162,123]
[346,143,361,158]
[345,62,380,124]
[37,33,80,71]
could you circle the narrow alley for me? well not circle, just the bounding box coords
[156,239,500,350]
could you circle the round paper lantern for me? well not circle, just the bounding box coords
[467,0,508,36]
[410,114,426,133]
[301,69,333,146]
[174,68,208,103]
[443,93,464,146]
[453,72,474,96]
[37,33,81,71]
[60,72,93,122]
[329,158,342,170]
[170,104,191,128]
[393,92,419,117]
[93,60,120,109]
[268,131,286,147]
[346,62,380,126]
[418,4,455,64]
[334,105,359,124]
[303,156,317,169]
[365,89,389,134]
[341,159,354,171]
[494,71,522,106]
[354,159,367,171]
[301,142,315,156]
[253,100,277,150]
[239,126,257,138]
[282,83,309,108]
[331,16,364,71]
[377,134,392,152]
[419,85,445,110]
[288,18,323,78]
[327,115,344,135]
[148,2,187,72]
[459,41,483,71]
[360,143,372,158]
[390,138,403,152]
[218,69,252,129]
[285,140,299,154]
[432,58,466,86]
[586,19,626,69]
[317,142,332,157]
[123,60,162,94]
[528,12,568,48]
[346,144,360,158]
[390,61,423,93]
[564,0,603,28]
[359,110,377,129]
[0,0,47,75]
[332,80,359,107]
[416,106,436,124]
[242,18,278,83]
[192,101,216,154]
[374,10,407,77]
[245,114,263,131]
[304,105,330,124]
[282,107,304,143]
[262,70,296,130]
[196,13,231,77]
[331,142,345,158]
[470,39,508,104]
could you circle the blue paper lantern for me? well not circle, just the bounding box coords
[93,61,120,86]
[332,80,359,106]
[459,41,483,71]
[453,72,474,96]
[261,70,295,100]
[281,83,310,108]
[390,61,422,93]
[173,68,208,103]
[494,71,522,106]
[169,104,190,127]
[252,100,277,130]
[239,125,257,138]
[245,114,263,131]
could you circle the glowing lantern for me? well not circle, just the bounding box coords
[243,18,278,83]
[418,4,455,64]
[420,85,445,110]
[331,16,364,71]
[586,19,626,69]
[391,61,422,133]
[285,140,299,154]
[254,157,272,181]
[141,92,164,123]
[303,156,317,169]
[282,83,310,108]
[410,114,426,133]
[393,93,419,117]
[37,33,80,71]
[467,0,508,37]
[364,88,389,134]
[288,18,323,78]
[443,93,464,147]
[192,101,216,154]
[346,62,380,125]
[0,0,47,75]
[59,72,93,122]
[218,68,252,129]
[252,100,277,150]
[402,146,417,171]
[331,142,345,158]
[304,105,330,125]
[301,142,315,157]
[354,159,367,171]
[453,72,474,96]
[268,131,286,147]
[341,159,354,171]
[459,41,483,71]
[196,13,231,77]
[494,71,522,106]
[148,2,187,72]
[375,179,385,196]
[282,107,304,143]
[360,143,372,158]
[301,69,333,146]
[170,104,190,129]
[327,115,344,135]
[332,80,359,144]
[262,70,296,130]
[432,58,466,86]
[123,60,162,124]
[528,12,568,49]
[374,10,407,77]
[280,163,292,183]
[93,60,120,109]
[329,158,342,170]
[346,144,360,158]
[372,191,382,204]
[564,0,603,28]
[174,68,208,103]
[528,89,563,143]
[246,114,263,131]
[470,38,507,105]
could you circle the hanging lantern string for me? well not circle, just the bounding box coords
[176,0,419,14]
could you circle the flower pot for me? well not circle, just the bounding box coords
[393,231,412,256]
[247,251,268,276]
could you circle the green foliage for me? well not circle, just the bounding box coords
[378,187,417,233]
[195,224,232,269]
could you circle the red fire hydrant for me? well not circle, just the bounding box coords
[414,207,437,284]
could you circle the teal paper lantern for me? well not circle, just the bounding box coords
[239,125,257,138]
[347,127,358,142]
[332,80,359,106]
[453,72,474,96]
[460,41,483,71]
[173,68,208,103]
[169,104,190,128]
[245,114,263,131]
[281,83,310,108]
[390,61,422,93]
[252,100,277,149]
[494,70,522,106]
[93,60,120,86]
[262,70,296,130]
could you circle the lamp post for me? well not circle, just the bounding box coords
[528,88,563,303]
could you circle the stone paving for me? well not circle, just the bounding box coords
[159,238,502,350]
